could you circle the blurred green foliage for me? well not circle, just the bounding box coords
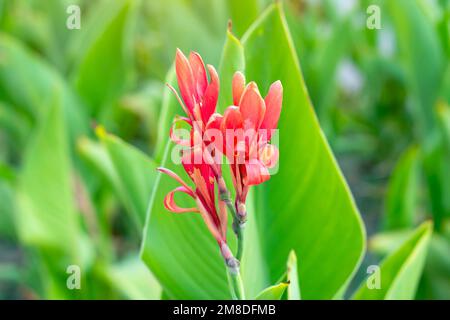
[0,0,449,299]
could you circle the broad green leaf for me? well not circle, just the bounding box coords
[101,130,157,229]
[78,130,157,230]
[286,251,301,300]
[73,0,134,116]
[354,221,433,300]
[387,0,446,137]
[417,233,450,299]
[422,102,450,230]
[255,282,288,300]
[100,255,162,300]
[218,28,245,113]
[227,0,259,37]
[16,100,81,259]
[384,146,420,230]
[241,3,366,299]
[0,34,88,141]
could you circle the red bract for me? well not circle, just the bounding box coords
[221,72,282,206]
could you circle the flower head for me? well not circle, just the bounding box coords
[159,50,227,244]
[221,72,283,204]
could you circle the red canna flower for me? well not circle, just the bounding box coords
[159,50,228,246]
[221,72,283,217]
[168,49,221,146]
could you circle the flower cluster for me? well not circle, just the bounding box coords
[158,49,282,270]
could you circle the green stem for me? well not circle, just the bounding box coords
[233,219,244,261]
[221,242,245,300]
[226,264,245,300]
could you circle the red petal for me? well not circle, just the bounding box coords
[260,80,283,140]
[157,167,195,197]
[189,52,208,99]
[243,160,270,186]
[201,64,219,123]
[169,116,192,146]
[221,106,243,130]
[232,72,246,106]
[163,186,198,213]
[239,82,266,130]
[195,197,223,243]
[205,113,224,155]
[175,49,195,112]
[221,106,243,159]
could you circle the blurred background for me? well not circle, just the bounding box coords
[0,0,449,299]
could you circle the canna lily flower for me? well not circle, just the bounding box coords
[169,49,221,146]
[159,50,229,250]
[221,72,283,217]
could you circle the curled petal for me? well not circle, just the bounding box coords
[157,167,195,197]
[175,49,195,112]
[169,116,192,146]
[232,71,246,106]
[189,52,208,99]
[261,80,283,139]
[163,186,198,213]
[243,160,270,186]
[201,64,219,123]
[239,82,266,130]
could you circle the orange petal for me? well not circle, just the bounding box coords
[169,116,192,146]
[196,197,223,243]
[175,49,195,112]
[232,71,246,106]
[201,64,219,123]
[189,52,208,99]
[239,82,266,130]
[221,106,243,159]
[261,80,283,138]
[163,186,199,213]
[243,160,270,186]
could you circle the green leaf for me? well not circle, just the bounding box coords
[100,130,157,229]
[286,250,301,300]
[255,282,288,300]
[354,221,433,300]
[79,129,157,230]
[227,0,259,37]
[73,0,135,116]
[384,146,420,230]
[241,3,366,299]
[387,0,446,137]
[16,100,81,259]
[218,28,245,113]
[100,255,162,300]
[0,34,89,141]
